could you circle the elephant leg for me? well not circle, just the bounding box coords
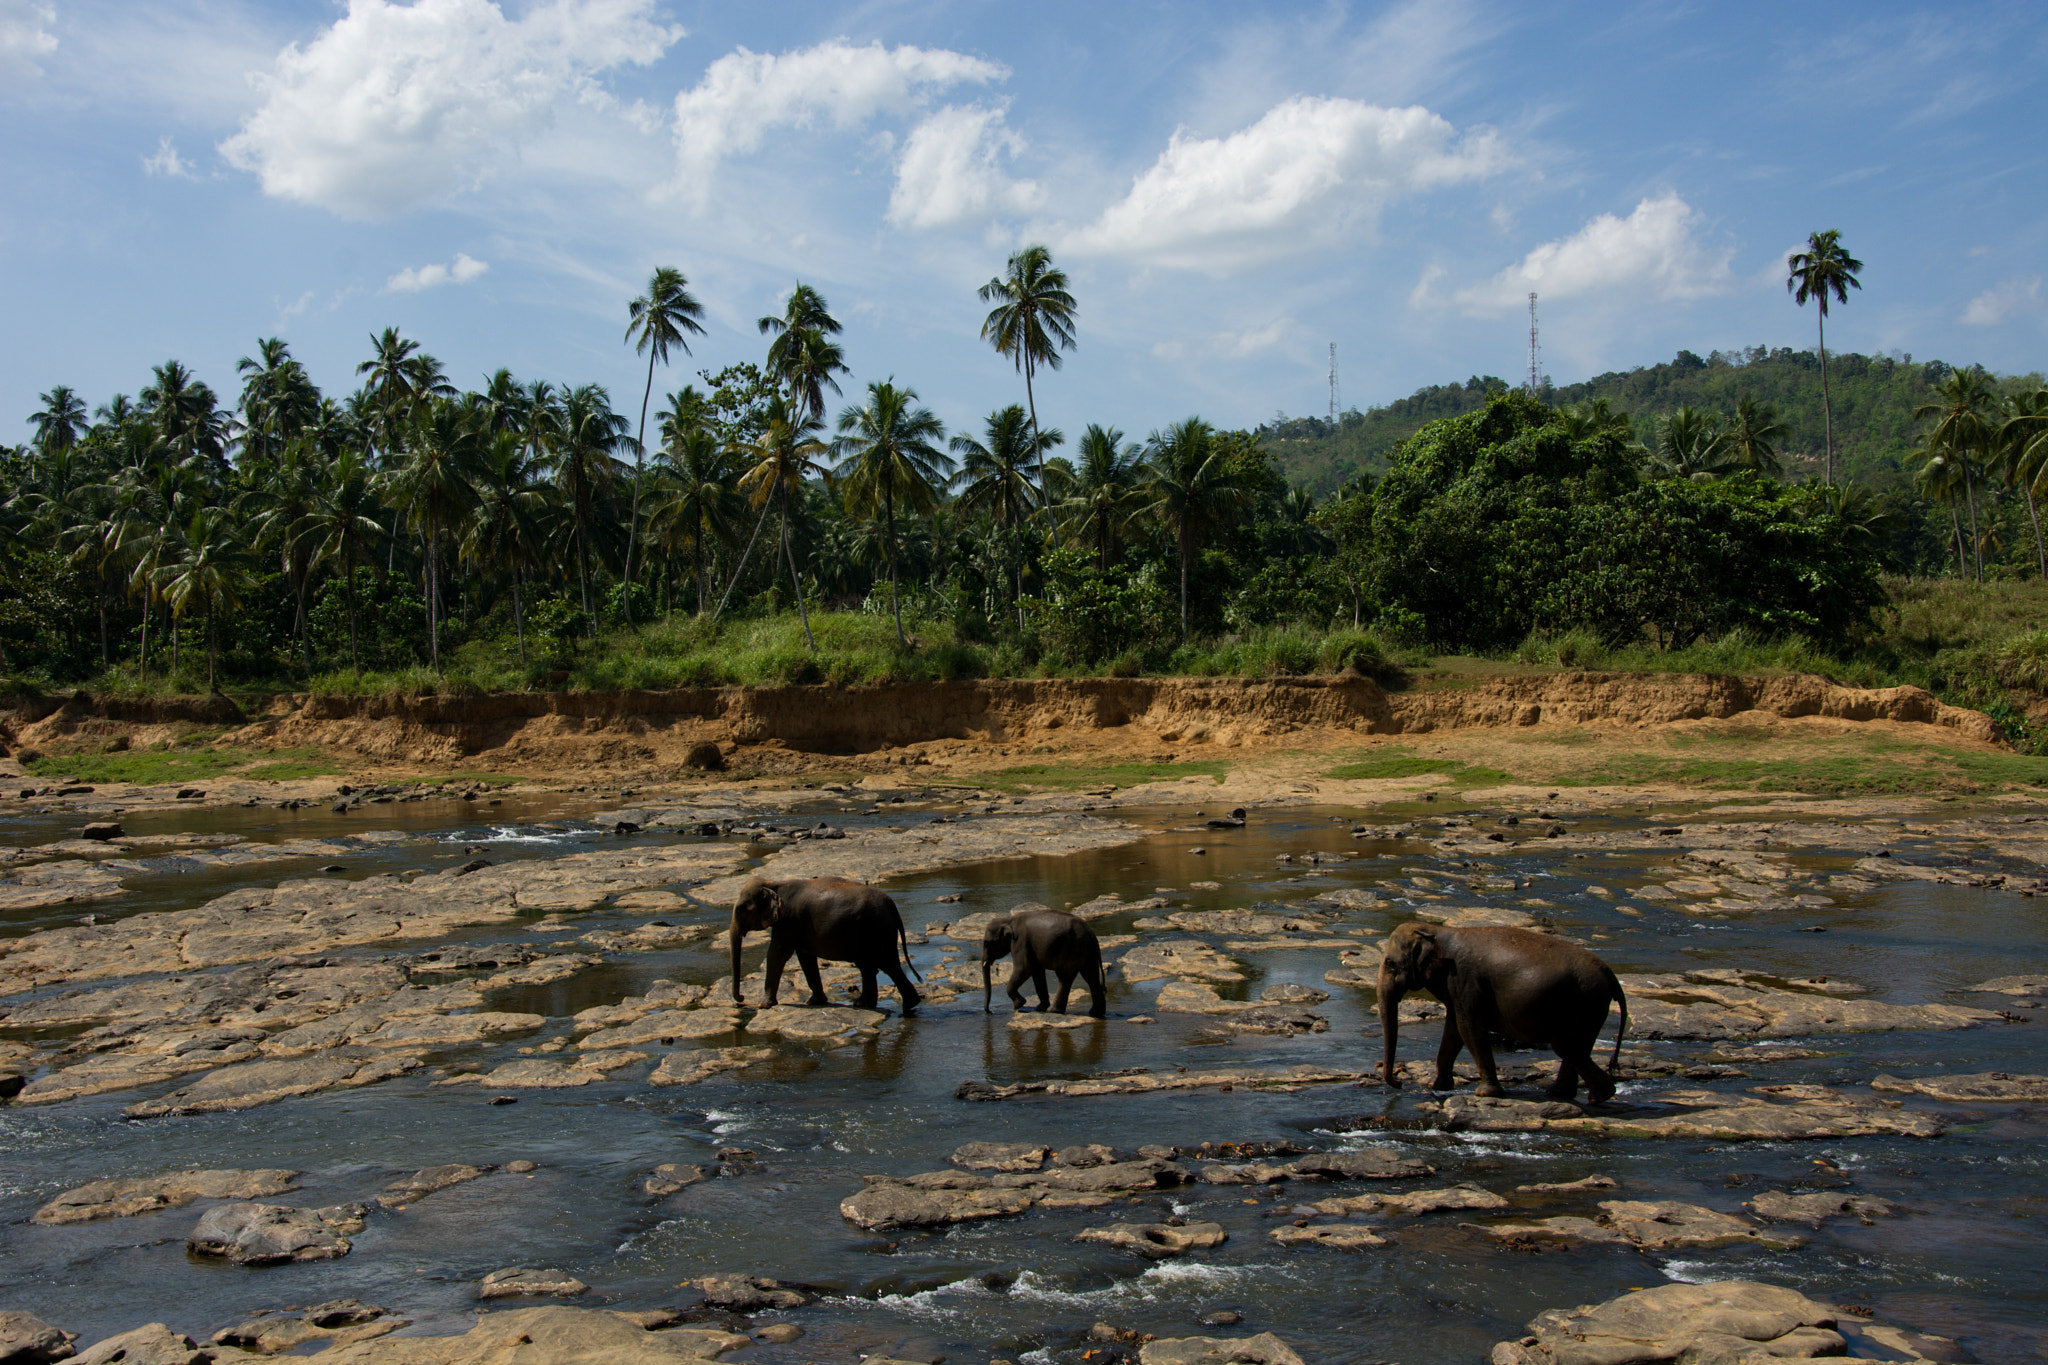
[797,951,830,1007]
[1085,967,1107,1018]
[1545,1043,1585,1101]
[1006,961,1031,1011]
[762,940,792,1007]
[1430,1017,1464,1090]
[853,963,880,1010]
[1031,970,1052,1012]
[1569,1039,1616,1105]
[1465,1026,1505,1098]
[881,959,921,1012]
[1052,971,1075,1015]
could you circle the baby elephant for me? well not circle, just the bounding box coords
[983,907,1107,1017]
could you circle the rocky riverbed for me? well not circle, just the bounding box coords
[0,783,2043,1363]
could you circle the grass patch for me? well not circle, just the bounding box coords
[243,758,347,780]
[980,759,1231,792]
[1323,745,1512,787]
[1557,739,2048,795]
[23,749,245,785]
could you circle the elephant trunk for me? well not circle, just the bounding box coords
[1377,959,1404,1088]
[982,954,993,1013]
[729,916,746,1004]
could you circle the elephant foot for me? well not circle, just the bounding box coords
[1587,1085,1616,1106]
[1544,1083,1579,1102]
[803,994,829,1007]
[1429,1074,1457,1092]
[1474,1081,1507,1099]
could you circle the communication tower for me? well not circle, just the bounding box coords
[1526,293,1540,394]
[1328,343,1338,425]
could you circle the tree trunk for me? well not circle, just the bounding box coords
[345,549,361,672]
[427,526,442,670]
[886,482,904,647]
[782,488,816,652]
[1024,354,1047,513]
[693,507,707,617]
[97,584,108,669]
[2027,478,2047,579]
[625,356,655,631]
[1963,461,1983,582]
[713,493,776,623]
[1951,505,1966,578]
[512,567,527,665]
[138,602,150,681]
[1178,523,1191,643]
[1819,313,1834,487]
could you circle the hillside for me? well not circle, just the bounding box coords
[1261,347,2045,494]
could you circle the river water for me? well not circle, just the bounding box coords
[0,795,2042,1363]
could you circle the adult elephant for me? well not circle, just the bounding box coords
[729,877,922,1011]
[1376,922,1627,1104]
[983,907,1107,1017]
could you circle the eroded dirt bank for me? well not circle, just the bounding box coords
[9,671,1995,776]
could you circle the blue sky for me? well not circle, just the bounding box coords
[3,1,2044,444]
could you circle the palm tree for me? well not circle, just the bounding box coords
[238,437,322,674]
[154,508,256,689]
[650,394,741,616]
[1999,386,2048,577]
[236,338,321,475]
[623,267,707,628]
[1914,367,1998,582]
[1143,417,1248,642]
[1913,446,1971,578]
[551,384,633,630]
[463,430,552,663]
[979,245,1077,509]
[385,399,485,667]
[727,397,830,646]
[140,361,229,480]
[1722,397,1789,478]
[295,447,384,671]
[1786,230,1864,486]
[28,386,88,461]
[1061,424,1144,570]
[833,380,952,645]
[953,404,1057,619]
[1650,406,1728,479]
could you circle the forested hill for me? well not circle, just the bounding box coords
[1261,347,2045,494]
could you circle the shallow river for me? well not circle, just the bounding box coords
[1,795,2043,1363]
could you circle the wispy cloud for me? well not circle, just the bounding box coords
[1442,192,1735,314]
[385,253,490,293]
[141,135,194,179]
[886,103,1039,229]
[1960,275,2043,327]
[0,0,57,77]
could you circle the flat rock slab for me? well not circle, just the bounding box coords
[648,1047,777,1087]
[379,1164,490,1208]
[1315,1183,1507,1217]
[742,1005,886,1040]
[951,1142,1048,1172]
[1117,940,1244,984]
[462,1054,649,1088]
[1420,1091,1948,1141]
[1268,1223,1386,1249]
[188,1202,363,1264]
[355,1012,544,1049]
[1872,1071,2048,1102]
[958,1064,1368,1102]
[34,1168,298,1224]
[0,1310,77,1364]
[478,1268,589,1299]
[1077,1221,1227,1258]
[1139,1334,1306,1365]
[1472,1200,1805,1252]
[643,1163,707,1197]
[72,1323,204,1365]
[1491,1280,1960,1365]
[689,1274,807,1310]
[315,1306,727,1365]
[1008,1014,1099,1030]
[841,1184,1036,1230]
[578,1008,731,1050]
[1622,973,1998,1040]
[1747,1191,1902,1226]
[1411,906,1538,929]
[125,1050,421,1118]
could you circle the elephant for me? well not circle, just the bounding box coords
[729,877,921,1011]
[1376,922,1628,1103]
[983,907,1107,1017]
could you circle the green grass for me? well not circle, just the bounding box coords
[242,758,347,780]
[980,759,1231,792]
[23,749,246,785]
[1556,742,2048,795]
[1323,746,1511,787]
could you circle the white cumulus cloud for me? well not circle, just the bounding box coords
[670,39,1007,193]
[1063,96,1506,272]
[1959,275,2043,326]
[1447,192,1734,313]
[887,104,1039,229]
[385,252,490,292]
[142,136,195,179]
[220,0,681,220]
[0,0,57,75]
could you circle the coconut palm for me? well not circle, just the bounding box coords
[1914,368,1998,582]
[550,384,633,630]
[833,380,952,645]
[463,430,553,663]
[622,267,707,628]
[1786,230,1864,486]
[650,392,742,615]
[154,508,256,689]
[238,437,323,674]
[1722,398,1789,478]
[1998,387,2048,577]
[236,338,322,475]
[294,447,384,671]
[979,245,1077,508]
[1650,406,1729,480]
[28,386,88,461]
[953,405,1058,619]
[1060,424,1144,571]
[140,361,229,479]
[1143,417,1249,642]
[726,397,830,646]
[385,399,485,667]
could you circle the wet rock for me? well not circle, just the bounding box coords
[1283,1150,1433,1181]
[1488,1281,1915,1365]
[125,1049,421,1118]
[753,1324,803,1343]
[1514,1175,1617,1196]
[1472,1199,1805,1252]
[1267,1223,1386,1249]
[1622,971,1999,1039]
[1196,1310,1241,1328]
[991,1158,1190,1193]
[378,1164,490,1208]
[1315,1183,1507,1217]
[1259,983,1329,1005]
[643,1164,706,1197]
[1139,1334,1305,1365]
[314,1306,743,1364]
[33,1168,298,1225]
[1053,1144,1118,1167]
[742,1005,886,1041]
[0,1310,77,1364]
[1007,1013,1096,1031]
[71,1324,202,1365]
[840,1183,1035,1230]
[1872,1071,2048,1102]
[1214,1005,1328,1036]
[1967,974,2048,996]
[79,823,123,842]
[1117,940,1244,984]
[188,1202,362,1263]
[458,1053,648,1088]
[354,1012,545,1050]
[1420,1089,1948,1141]
[1747,1190,1902,1225]
[1076,1220,1227,1258]
[647,1046,776,1087]
[478,1268,589,1300]
[211,1302,403,1355]
[689,1274,806,1311]
[950,1142,1047,1172]
[957,1063,1369,1102]
[1412,906,1537,929]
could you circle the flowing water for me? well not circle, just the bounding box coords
[1,796,2043,1363]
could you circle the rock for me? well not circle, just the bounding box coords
[478,1268,589,1299]
[1259,983,1329,1005]
[0,1310,77,1364]
[314,1307,726,1365]
[71,1324,202,1365]
[33,1169,298,1224]
[689,1275,806,1311]
[991,1158,1190,1193]
[303,1302,386,1330]
[1076,1221,1227,1258]
[1268,1223,1386,1249]
[1966,974,2048,996]
[1872,1071,2048,1102]
[211,1302,402,1355]
[1053,1143,1118,1167]
[1472,1199,1806,1252]
[957,1063,1368,1101]
[742,1005,886,1041]
[1118,940,1244,984]
[378,1164,490,1208]
[1421,1089,1948,1141]
[1515,1175,1617,1195]
[753,1324,803,1344]
[840,1182,1035,1230]
[124,1051,421,1118]
[644,1164,706,1197]
[950,1142,1047,1171]
[1139,1333,1305,1365]
[1490,1281,1864,1365]
[1622,972,1998,1039]
[1315,1183,1507,1217]
[187,1203,361,1263]
[506,1160,538,1173]
[647,1047,776,1087]
[1283,1150,1433,1181]
[1747,1190,1902,1225]
[685,742,726,771]
[1196,1311,1241,1327]
[79,824,123,842]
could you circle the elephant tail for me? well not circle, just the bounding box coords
[899,917,924,981]
[1609,973,1629,1074]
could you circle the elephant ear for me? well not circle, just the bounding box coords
[1410,925,1444,974]
[764,885,785,921]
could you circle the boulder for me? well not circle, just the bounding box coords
[1472,1200,1805,1252]
[477,1269,589,1300]
[33,1170,298,1225]
[210,1302,402,1355]
[1489,1281,1873,1365]
[70,1325,202,1365]
[643,1164,706,1197]
[840,1183,1034,1230]
[79,824,123,842]
[0,1311,77,1364]
[688,1275,806,1311]
[1268,1223,1386,1249]
[1747,1190,1902,1226]
[187,1203,361,1264]
[1138,1334,1305,1365]
[1076,1221,1228,1259]
[949,1142,1047,1171]
[684,742,725,772]
[1284,1150,1433,1181]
